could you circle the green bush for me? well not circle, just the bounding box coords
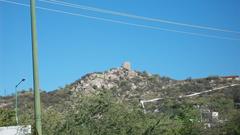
[0,109,16,126]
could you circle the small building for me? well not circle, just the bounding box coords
[212,112,219,121]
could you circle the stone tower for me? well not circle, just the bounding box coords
[122,61,131,70]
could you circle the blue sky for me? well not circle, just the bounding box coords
[0,0,240,95]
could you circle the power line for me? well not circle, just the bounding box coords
[39,0,240,35]
[1,0,240,41]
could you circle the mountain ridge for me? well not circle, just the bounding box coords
[0,62,240,111]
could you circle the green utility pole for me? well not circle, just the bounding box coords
[30,0,42,134]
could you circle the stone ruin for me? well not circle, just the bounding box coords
[122,61,131,70]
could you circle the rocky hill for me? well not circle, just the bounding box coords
[70,62,176,100]
[68,62,240,103]
[1,62,240,134]
[1,62,240,111]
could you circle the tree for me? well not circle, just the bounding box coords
[0,109,16,126]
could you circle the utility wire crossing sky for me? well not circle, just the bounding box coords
[0,0,240,41]
[39,0,240,34]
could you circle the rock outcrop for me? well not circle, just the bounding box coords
[70,62,175,99]
[70,62,139,94]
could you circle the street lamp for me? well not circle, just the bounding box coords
[15,78,26,125]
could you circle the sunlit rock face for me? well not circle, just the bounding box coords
[70,62,139,94]
[69,62,178,100]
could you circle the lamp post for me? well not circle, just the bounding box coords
[15,78,26,125]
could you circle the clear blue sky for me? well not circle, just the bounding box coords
[0,0,240,95]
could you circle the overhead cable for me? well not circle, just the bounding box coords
[1,0,240,41]
[39,0,240,34]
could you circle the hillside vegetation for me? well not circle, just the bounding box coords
[0,64,240,135]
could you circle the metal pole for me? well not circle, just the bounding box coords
[15,86,18,125]
[30,0,42,134]
[15,78,25,125]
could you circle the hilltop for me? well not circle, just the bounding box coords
[0,62,240,134]
[1,62,240,110]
